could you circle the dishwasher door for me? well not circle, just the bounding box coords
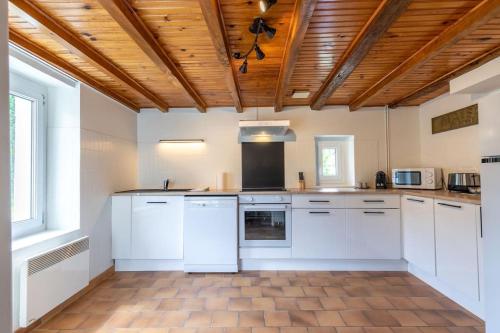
[183,196,238,272]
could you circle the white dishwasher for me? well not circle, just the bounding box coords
[183,196,238,272]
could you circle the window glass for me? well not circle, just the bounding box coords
[10,94,35,223]
[321,147,337,177]
[315,136,355,187]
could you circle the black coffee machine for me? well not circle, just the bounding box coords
[376,171,388,189]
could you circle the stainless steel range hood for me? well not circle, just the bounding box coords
[239,120,294,142]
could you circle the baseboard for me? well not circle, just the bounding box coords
[240,259,408,271]
[15,265,115,333]
[408,263,485,319]
[115,259,184,271]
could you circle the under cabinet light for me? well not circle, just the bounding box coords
[159,139,205,143]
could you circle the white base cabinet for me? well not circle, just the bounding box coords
[111,196,132,259]
[292,209,346,259]
[112,196,184,260]
[435,200,480,300]
[131,196,184,260]
[347,209,401,259]
[402,195,436,275]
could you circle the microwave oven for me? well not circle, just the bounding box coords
[392,168,443,189]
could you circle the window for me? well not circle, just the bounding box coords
[316,136,355,187]
[9,83,46,239]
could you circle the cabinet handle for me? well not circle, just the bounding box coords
[437,202,462,209]
[363,200,385,203]
[309,211,330,214]
[146,201,167,204]
[309,200,330,203]
[407,198,425,203]
[363,211,385,215]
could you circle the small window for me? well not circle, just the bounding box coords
[315,136,355,187]
[9,89,46,239]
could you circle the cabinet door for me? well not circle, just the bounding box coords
[435,200,479,300]
[112,196,132,259]
[131,196,183,259]
[347,209,401,259]
[292,209,346,259]
[402,195,436,275]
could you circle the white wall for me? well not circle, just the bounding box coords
[388,106,421,170]
[10,84,137,330]
[419,92,480,177]
[138,105,421,189]
[0,0,13,331]
[47,84,81,231]
[80,85,138,278]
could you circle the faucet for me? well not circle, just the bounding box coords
[163,179,169,191]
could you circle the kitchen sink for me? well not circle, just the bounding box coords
[116,188,192,193]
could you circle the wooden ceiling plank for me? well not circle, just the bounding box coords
[274,0,318,112]
[198,0,243,113]
[389,44,500,108]
[9,0,169,112]
[9,28,140,112]
[309,0,411,110]
[97,0,207,113]
[350,0,500,111]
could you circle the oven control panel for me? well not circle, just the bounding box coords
[239,194,292,204]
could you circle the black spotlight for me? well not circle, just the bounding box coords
[259,0,277,13]
[233,52,242,59]
[262,23,276,39]
[249,17,263,34]
[255,45,265,60]
[239,59,248,74]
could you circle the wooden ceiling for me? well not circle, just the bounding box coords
[7,0,500,112]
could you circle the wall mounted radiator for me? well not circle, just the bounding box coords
[19,237,90,327]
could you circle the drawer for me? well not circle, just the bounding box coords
[292,194,346,209]
[346,195,400,209]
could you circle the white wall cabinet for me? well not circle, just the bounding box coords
[347,208,401,259]
[292,209,346,259]
[402,195,436,275]
[131,196,184,260]
[435,200,480,300]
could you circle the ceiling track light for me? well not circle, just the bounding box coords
[259,0,277,13]
[232,17,276,74]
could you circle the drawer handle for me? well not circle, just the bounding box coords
[309,211,330,214]
[407,198,425,203]
[146,201,167,204]
[309,200,330,203]
[438,202,462,209]
[363,200,385,203]
[363,211,385,214]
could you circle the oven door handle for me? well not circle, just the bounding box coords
[240,204,291,210]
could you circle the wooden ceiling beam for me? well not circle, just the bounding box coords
[309,0,411,110]
[9,0,169,112]
[350,0,500,111]
[274,0,318,112]
[97,0,207,113]
[198,0,243,113]
[389,45,500,108]
[9,28,140,112]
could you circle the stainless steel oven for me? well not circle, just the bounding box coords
[239,195,291,248]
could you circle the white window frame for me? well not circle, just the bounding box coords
[10,74,47,239]
[315,136,355,187]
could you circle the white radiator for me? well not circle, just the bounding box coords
[19,237,90,327]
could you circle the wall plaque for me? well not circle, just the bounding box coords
[432,104,478,134]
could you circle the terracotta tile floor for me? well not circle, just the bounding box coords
[33,271,484,333]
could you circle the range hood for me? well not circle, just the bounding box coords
[239,120,292,142]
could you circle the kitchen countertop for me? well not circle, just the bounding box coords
[113,188,481,205]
